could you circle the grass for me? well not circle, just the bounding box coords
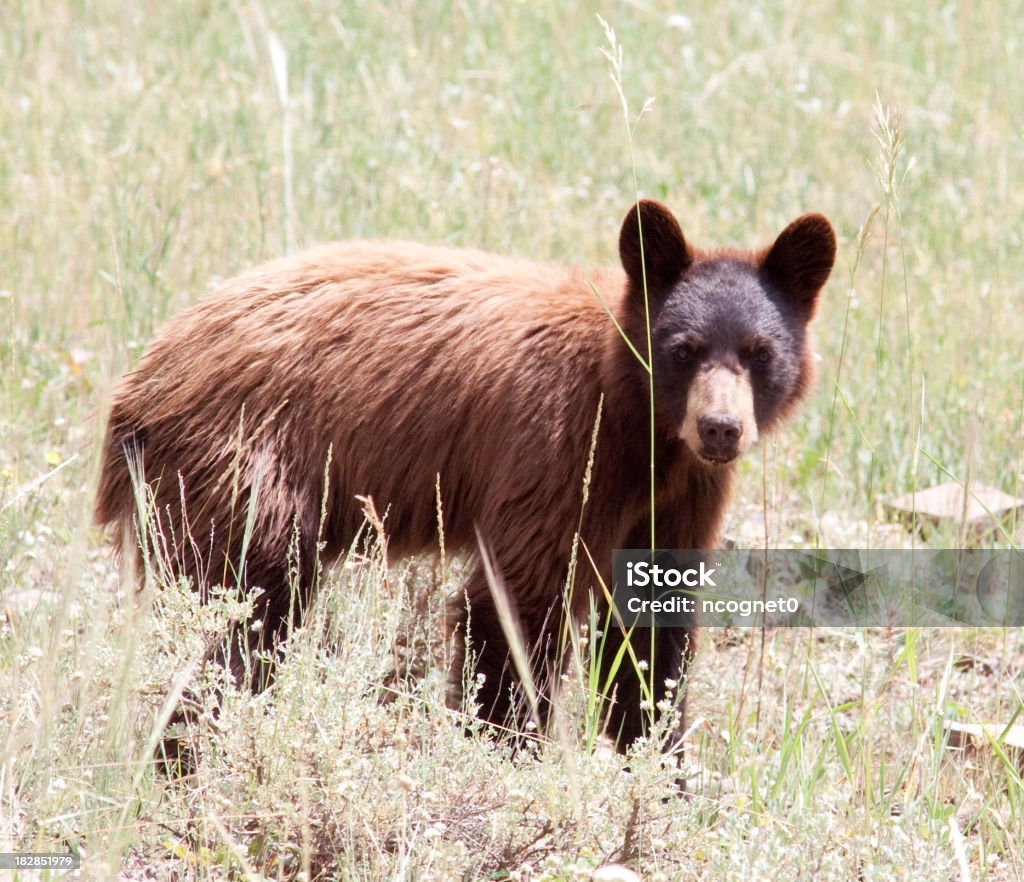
[2,0,1024,879]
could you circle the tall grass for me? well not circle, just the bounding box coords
[2,1,1023,878]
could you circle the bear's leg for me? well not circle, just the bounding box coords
[598,504,706,751]
[456,563,560,738]
[159,555,311,774]
[598,624,694,749]
[218,564,310,692]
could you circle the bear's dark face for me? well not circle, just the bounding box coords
[619,200,836,466]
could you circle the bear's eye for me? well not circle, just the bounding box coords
[755,347,774,365]
[673,343,693,364]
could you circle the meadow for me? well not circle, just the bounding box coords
[2,1,1023,878]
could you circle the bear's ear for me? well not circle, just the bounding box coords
[619,200,693,294]
[761,213,836,314]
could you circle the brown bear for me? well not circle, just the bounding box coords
[95,199,835,749]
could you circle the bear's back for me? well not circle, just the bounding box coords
[98,240,627,560]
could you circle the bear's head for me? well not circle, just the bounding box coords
[618,199,836,466]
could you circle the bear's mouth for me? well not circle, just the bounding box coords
[697,451,740,467]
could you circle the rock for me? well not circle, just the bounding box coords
[887,481,1024,541]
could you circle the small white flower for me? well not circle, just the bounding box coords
[665,14,693,33]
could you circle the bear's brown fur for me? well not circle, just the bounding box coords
[95,200,835,748]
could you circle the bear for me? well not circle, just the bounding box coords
[94,199,835,750]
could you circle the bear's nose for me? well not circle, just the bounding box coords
[697,413,743,459]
